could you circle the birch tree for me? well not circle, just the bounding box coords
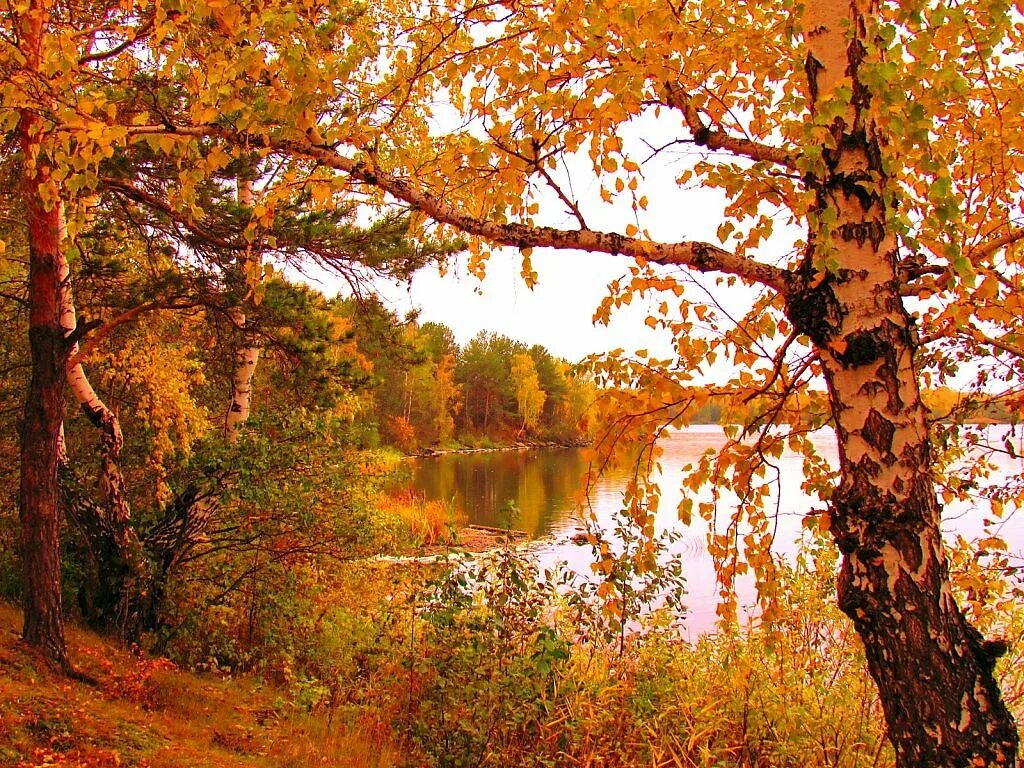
[5,0,1023,762]
[510,352,546,434]
[136,0,1017,763]
[1,0,447,661]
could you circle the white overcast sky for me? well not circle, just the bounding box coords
[302,112,801,364]
[371,247,673,361]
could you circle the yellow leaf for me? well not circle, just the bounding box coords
[978,536,1007,551]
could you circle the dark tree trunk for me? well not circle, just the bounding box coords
[832,471,1017,766]
[21,322,68,668]
[58,463,147,637]
[19,117,70,669]
[61,460,219,641]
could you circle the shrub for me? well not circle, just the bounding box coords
[366,539,894,767]
[379,490,463,547]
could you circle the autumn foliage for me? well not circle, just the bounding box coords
[2,0,1024,765]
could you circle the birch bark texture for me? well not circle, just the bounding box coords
[171,1,1014,763]
[224,176,262,443]
[5,0,1021,761]
[794,1,1017,764]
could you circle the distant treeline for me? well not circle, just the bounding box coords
[338,297,597,451]
[343,309,1017,452]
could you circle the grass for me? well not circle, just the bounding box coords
[381,489,463,547]
[0,602,397,768]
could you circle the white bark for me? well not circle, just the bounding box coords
[224,176,262,444]
[799,2,1018,765]
[58,240,123,449]
[53,203,130,531]
[224,306,261,443]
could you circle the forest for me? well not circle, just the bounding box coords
[2,0,1024,767]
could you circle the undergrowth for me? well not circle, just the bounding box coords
[4,515,1021,768]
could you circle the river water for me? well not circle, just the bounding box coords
[410,425,1024,636]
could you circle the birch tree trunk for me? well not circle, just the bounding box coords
[224,176,262,443]
[792,1,1018,764]
[66,175,262,634]
[55,227,152,636]
[202,21,1022,754]
[225,309,261,442]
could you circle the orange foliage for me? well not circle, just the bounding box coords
[384,415,417,453]
[380,489,461,546]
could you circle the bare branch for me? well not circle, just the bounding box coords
[742,327,801,404]
[0,290,28,307]
[534,162,587,229]
[78,13,155,65]
[961,328,1024,360]
[487,131,588,228]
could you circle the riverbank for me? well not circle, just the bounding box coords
[410,437,589,458]
[417,523,531,557]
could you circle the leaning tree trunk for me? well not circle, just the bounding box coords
[64,175,260,633]
[56,235,152,636]
[17,0,69,670]
[62,173,260,635]
[791,1,1018,764]
[58,259,218,638]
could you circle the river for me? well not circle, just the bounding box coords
[410,425,1024,636]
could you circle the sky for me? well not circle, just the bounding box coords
[369,245,675,362]
[302,112,798,365]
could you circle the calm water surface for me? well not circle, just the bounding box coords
[411,426,1024,636]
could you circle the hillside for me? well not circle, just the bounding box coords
[0,603,381,768]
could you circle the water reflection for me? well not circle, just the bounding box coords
[410,426,1024,636]
[412,447,591,536]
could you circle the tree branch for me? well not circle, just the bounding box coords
[100,177,244,252]
[961,328,1024,360]
[487,131,588,228]
[742,327,801,404]
[78,13,155,65]
[971,226,1024,262]
[661,84,798,170]
[0,290,28,307]
[125,124,792,294]
[899,226,1024,295]
[65,298,199,370]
